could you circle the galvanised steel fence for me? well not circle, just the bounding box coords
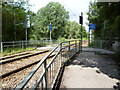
[88,37,120,52]
[15,40,81,89]
[0,39,61,54]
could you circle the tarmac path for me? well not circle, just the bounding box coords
[60,51,120,89]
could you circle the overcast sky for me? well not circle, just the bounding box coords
[29,0,94,31]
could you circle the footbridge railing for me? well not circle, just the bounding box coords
[16,40,81,89]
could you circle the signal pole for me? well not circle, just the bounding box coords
[79,12,83,52]
[49,22,52,42]
[88,5,90,46]
[0,2,2,54]
[50,30,52,41]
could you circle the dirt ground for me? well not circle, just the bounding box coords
[60,51,120,89]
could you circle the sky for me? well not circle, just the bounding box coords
[28,0,94,32]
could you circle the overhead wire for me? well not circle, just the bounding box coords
[59,0,79,21]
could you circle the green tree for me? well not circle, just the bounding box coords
[31,2,69,40]
[87,2,120,38]
[2,1,35,41]
[64,21,80,39]
[64,21,87,39]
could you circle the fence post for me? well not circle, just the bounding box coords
[22,41,24,51]
[25,41,27,49]
[80,40,82,52]
[1,42,3,54]
[43,59,47,89]
[35,40,37,49]
[68,41,70,60]
[13,41,15,52]
[60,43,62,66]
[75,40,77,52]
[79,40,80,52]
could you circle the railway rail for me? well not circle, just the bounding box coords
[1,51,55,88]
[0,50,55,78]
[1,64,37,88]
[0,50,49,64]
[15,40,81,89]
[0,52,30,60]
[1,40,81,88]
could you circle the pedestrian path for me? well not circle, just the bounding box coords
[37,44,58,50]
[60,52,120,88]
[83,48,115,55]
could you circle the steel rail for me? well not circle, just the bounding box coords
[0,50,48,64]
[15,40,81,89]
[15,43,61,89]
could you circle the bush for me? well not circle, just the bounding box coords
[37,42,48,47]
[88,40,101,48]
[58,37,66,42]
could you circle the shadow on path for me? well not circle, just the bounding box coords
[69,52,120,80]
[59,51,120,89]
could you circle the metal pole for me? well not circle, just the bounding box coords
[68,41,70,59]
[22,41,24,50]
[88,28,90,47]
[25,14,30,48]
[50,30,52,41]
[14,9,16,41]
[25,27,27,48]
[60,43,62,66]
[43,60,47,88]
[81,12,83,52]
[1,42,3,54]
[75,40,77,52]
[88,5,90,47]
[26,28,27,41]
[13,41,15,52]
[0,3,2,54]
[50,22,52,42]
[79,40,80,51]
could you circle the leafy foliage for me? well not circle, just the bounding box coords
[31,2,69,40]
[2,1,87,42]
[31,2,87,40]
[64,21,87,39]
[87,2,120,38]
[2,1,35,41]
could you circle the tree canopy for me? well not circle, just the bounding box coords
[87,2,120,38]
[2,1,35,41]
[2,1,87,41]
[64,21,87,39]
[31,2,87,40]
[31,2,69,40]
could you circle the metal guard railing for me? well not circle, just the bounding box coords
[0,40,61,54]
[15,40,81,89]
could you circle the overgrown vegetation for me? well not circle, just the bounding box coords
[2,1,36,41]
[2,1,87,42]
[1,47,35,56]
[87,2,120,52]
[1,1,88,55]
[87,2,120,38]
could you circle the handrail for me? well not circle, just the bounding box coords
[47,50,61,69]
[1,40,62,54]
[15,43,61,89]
[15,40,81,89]
[15,57,45,89]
